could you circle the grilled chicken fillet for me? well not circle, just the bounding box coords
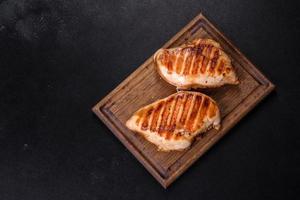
[154,38,239,89]
[126,91,221,151]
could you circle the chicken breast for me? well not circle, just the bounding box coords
[154,38,239,89]
[126,91,221,151]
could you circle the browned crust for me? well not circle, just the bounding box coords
[154,38,240,89]
[127,91,220,142]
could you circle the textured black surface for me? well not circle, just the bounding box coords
[0,0,299,199]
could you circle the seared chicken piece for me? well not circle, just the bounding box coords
[154,38,239,89]
[126,91,221,151]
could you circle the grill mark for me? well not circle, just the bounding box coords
[217,60,225,75]
[208,48,215,59]
[208,101,217,118]
[192,95,205,133]
[175,50,184,74]
[179,94,193,126]
[171,50,179,73]
[183,49,195,75]
[197,44,205,55]
[196,55,203,75]
[159,51,168,66]
[141,107,154,130]
[193,55,203,75]
[206,45,213,58]
[196,44,214,59]
[209,60,216,74]
[168,96,181,125]
[163,97,177,138]
[183,94,197,131]
[174,93,187,131]
[180,49,190,75]
[158,97,174,134]
[165,94,184,140]
[203,56,210,73]
[213,49,220,59]
[167,52,174,73]
[183,95,196,130]
[149,103,164,132]
[196,97,210,129]
[163,96,178,139]
[190,48,201,74]
[200,56,209,74]
[148,106,156,132]
[155,102,166,134]
[186,95,202,132]
[209,50,220,74]
[189,54,197,75]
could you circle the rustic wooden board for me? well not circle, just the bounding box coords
[92,13,275,188]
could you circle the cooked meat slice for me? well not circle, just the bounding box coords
[126,91,221,151]
[154,38,239,89]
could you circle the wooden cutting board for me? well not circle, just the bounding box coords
[92,13,275,188]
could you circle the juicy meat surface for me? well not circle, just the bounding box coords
[154,38,239,89]
[126,91,221,151]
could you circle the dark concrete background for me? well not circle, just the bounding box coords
[0,0,299,199]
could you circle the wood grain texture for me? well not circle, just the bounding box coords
[92,13,275,188]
